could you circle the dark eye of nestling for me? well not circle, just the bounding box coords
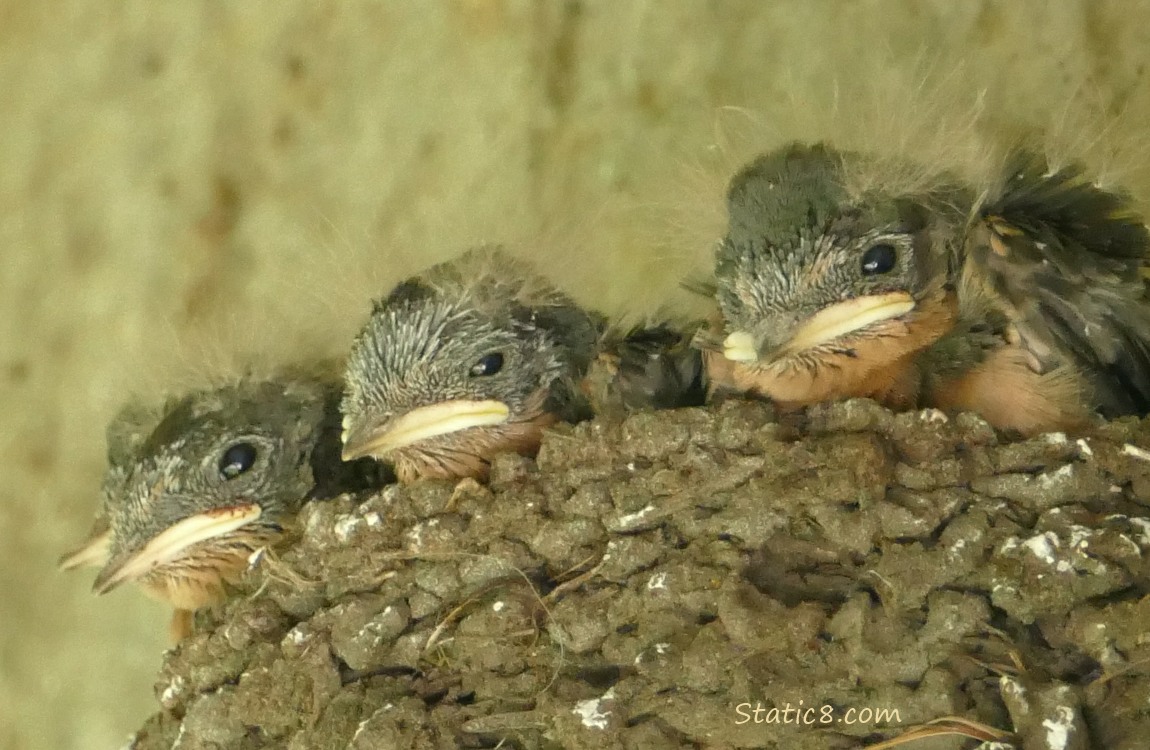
[218,442,258,480]
[469,352,504,377]
[860,243,898,276]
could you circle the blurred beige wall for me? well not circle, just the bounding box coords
[3,1,1149,748]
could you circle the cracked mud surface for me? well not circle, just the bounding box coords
[125,400,1150,749]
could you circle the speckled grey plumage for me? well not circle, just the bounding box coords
[710,141,1150,419]
[341,246,603,480]
[68,368,388,611]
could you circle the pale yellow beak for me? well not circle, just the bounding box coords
[341,399,511,461]
[723,292,916,362]
[721,331,758,362]
[58,529,112,571]
[92,504,262,595]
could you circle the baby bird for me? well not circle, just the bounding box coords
[340,246,602,482]
[60,370,383,639]
[705,142,1150,434]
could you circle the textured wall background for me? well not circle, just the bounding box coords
[3,1,1150,748]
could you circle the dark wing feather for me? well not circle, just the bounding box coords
[964,150,1150,416]
[587,318,708,416]
[307,379,395,500]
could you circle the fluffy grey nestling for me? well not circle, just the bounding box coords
[60,369,386,638]
[704,141,1150,434]
[341,246,602,482]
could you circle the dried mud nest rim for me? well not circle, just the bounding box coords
[129,399,1150,749]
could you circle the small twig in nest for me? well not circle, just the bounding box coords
[1088,655,1150,690]
[865,569,897,608]
[863,716,1012,748]
[555,553,600,582]
[248,545,319,589]
[324,548,569,696]
[545,555,608,603]
[424,595,484,653]
[958,654,1021,678]
[446,477,484,513]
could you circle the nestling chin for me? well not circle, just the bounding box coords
[137,528,281,612]
[390,410,558,482]
[707,294,956,410]
[716,348,924,410]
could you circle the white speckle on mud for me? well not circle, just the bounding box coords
[1067,526,1092,551]
[1000,675,1026,706]
[305,507,323,533]
[1039,464,1074,487]
[1098,643,1123,668]
[1114,533,1141,556]
[247,547,265,568]
[633,643,669,665]
[992,582,1015,596]
[334,514,361,542]
[357,621,384,645]
[369,605,394,633]
[1075,438,1093,456]
[1024,532,1059,562]
[493,601,506,612]
[647,572,668,590]
[286,624,310,646]
[573,688,615,730]
[920,408,948,423]
[351,704,395,744]
[1042,705,1075,750]
[1122,443,1150,462]
[363,511,382,527]
[626,461,636,471]
[1129,518,1150,546]
[160,675,185,706]
[1044,432,1067,444]
[616,504,655,529]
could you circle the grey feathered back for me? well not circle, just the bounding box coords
[966,152,1150,415]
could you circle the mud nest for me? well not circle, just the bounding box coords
[126,400,1150,749]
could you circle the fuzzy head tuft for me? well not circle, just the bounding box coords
[340,246,601,480]
[88,377,333,609]
[714,142,961,367]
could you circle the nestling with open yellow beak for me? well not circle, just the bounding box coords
[703,142,1150,434]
